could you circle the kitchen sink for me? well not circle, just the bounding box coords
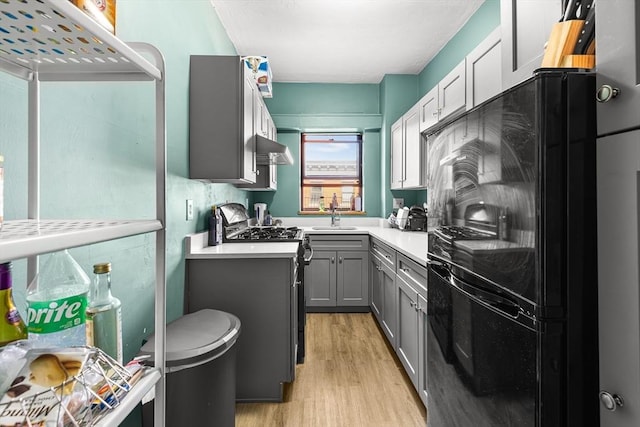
[311,226,358,230]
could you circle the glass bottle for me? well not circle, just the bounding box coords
[26,250,90,347]
[86,262,123,363]
[0,262,28,347]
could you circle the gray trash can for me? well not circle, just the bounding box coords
[139,309,241,427]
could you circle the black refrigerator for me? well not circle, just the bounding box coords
[424,70,599,427]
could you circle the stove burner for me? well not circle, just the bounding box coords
[229,226,302,242]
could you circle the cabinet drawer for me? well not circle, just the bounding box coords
[370,238,396,269]
[308,235,368,251]
[397,253,427,297]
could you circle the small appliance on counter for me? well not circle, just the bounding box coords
[254,203,267,226]
[406,205,427,231]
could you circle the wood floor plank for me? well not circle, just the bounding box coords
[236,313,427,427]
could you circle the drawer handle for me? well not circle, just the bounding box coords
[331,257,335,264]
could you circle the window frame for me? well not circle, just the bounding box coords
[300,132,363,212]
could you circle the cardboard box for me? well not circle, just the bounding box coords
[70,0,116,34]
[242,56,273,98]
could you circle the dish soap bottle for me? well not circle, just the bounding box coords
[0,262,28,347]
[208,205,223,246]
[26,250,90,347]
[86,262,123,363]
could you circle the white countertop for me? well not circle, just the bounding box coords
[185,232,300,259]
[185,220,428,265]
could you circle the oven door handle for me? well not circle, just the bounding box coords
[303,243,314,265]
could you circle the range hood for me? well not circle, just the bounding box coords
[256,134,294,165]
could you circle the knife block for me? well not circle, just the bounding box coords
[541,20,585,68]
[560,54,595,69]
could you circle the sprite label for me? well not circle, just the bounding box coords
[27,294,88,335]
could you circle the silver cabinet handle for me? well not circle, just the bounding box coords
[600,391,624,411]
[331,257,335,264]
[339,257,343,264]
[596,85,621,103]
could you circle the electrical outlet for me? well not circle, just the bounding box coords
[393,198,404,209]
[186,199,194,220]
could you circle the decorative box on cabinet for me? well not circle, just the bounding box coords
[189,55,257,184]
[306,235,369,310]
[0,1,167,426]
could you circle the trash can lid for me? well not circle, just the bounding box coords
[139,309,241,365]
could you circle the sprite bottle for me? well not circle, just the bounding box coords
[26,250,90,348]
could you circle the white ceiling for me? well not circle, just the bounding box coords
[210,0,486,84]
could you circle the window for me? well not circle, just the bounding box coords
[301,133,362,212]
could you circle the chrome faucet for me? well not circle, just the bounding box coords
[331,208,341,227]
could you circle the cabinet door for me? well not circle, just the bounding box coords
[397,276,420,389]
[466,27,502,109]
[402,105,423,189]
[417,293,428,407]
[500,0,561,90]
[596,2,640,136]
[381,261,397,348]
[337,250,369,306]
[370,254,384,322]
[419,86,439,132]
[306,250,337,307]
[438,60,466,121]
[597,130,640,426]
[390,118,404,189]
[243,70,257,183]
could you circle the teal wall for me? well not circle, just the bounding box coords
[419,0,501,94]
[262,0,500,218]
[259,83,383,216]
[0,0,246,369]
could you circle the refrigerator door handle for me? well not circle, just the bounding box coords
[448,269,523,319]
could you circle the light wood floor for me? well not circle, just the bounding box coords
[235,313,427,427]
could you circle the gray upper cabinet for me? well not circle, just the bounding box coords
[500,0,562,90]
[419,60,466,133]
[391,104,425,190]
[189,55,257,183]
[595,1,640,136]
[466,27,502,109]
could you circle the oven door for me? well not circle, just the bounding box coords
[426,258,537,427]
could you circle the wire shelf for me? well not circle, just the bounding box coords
[0,346,146,426]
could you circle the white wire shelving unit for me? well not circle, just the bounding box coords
[0,0,167,425]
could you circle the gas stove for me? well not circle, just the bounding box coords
[226,225,303,242]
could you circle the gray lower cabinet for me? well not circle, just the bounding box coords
[306,235,369,310]
[417,293,428,407]
[370,238,398,348]
[370,254,384,321]
[397,276,420,388]
[396,254,428,395]
[185,256,296,402]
